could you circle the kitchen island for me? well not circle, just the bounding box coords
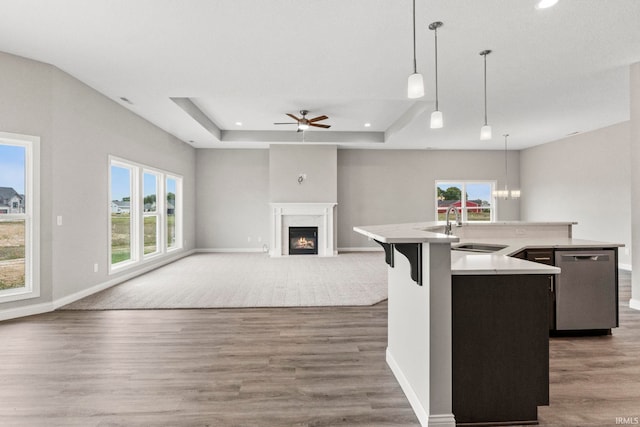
[353,221,622,427]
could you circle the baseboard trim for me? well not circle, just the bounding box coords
[386,348,455,427]
[196,248,266,253]
[1,249,196,322]
[619,263,632,271]
[0,301,55,322]
[338,247,383,252]
[630,298,640,311]
[53,249,196,309]
[386,348,429,426]
[428,414,457,427]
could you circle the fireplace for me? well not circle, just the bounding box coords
[289,227,318,255]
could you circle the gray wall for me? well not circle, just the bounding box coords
[0,51,196,311]
[338,149,521,249]
[269,144,337,202]
[520,121,631,268]
[194,147,521,250]
[196,149,269,250]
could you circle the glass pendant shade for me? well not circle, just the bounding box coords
[536,0,559,9]
[510,189,521,198]
[480,124,492,140]
[408,73,425,98]
[493,188,509,199]
[430,110,443,129]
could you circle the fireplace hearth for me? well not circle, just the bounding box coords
[289,227,318,255]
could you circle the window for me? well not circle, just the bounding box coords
[110,163,134,264]
[109,157,182,272]
[166,176,180,250]
[0,132,40,303]
[436,181,495,222]
[143,172,159,256]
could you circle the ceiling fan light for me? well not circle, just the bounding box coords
[536,0,558,9]
[298,123,310,131]
[407,73,425,99]
[480,124,492,140]
[430,110,443,129]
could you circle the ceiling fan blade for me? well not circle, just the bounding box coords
[309,123,331,129]
[273,122,298,125]
[286,113,301,122]
[309,115,328,123]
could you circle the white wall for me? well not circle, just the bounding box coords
[520,121,631,268]
[195,149,269,250]
[630,62,640,308]
[0,51,196,313]
[338,149,521,249]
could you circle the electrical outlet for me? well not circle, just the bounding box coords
[257,236,262,243]
[247,236,251,243]
[56,215,63,226]
[93,263,99,273]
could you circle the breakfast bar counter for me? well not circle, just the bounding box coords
[353,220,621,427]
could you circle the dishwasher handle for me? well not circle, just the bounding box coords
[559,254,610,262]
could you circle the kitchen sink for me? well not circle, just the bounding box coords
[452,243,508,253]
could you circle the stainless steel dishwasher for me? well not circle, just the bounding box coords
[554,249,617,331]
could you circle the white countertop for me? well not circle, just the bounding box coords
[353,221,622,276]
[353,223,459,244]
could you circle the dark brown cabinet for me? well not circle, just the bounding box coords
[452,274,550,426]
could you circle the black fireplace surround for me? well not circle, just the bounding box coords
[289,226,318,255]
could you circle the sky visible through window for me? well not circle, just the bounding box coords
[111,166,130,201]
[0,145,25,193]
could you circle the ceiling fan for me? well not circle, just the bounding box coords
[274,110,331,132]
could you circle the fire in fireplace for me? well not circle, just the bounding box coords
[289,226,318,255]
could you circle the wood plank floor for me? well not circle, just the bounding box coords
[0,271,638,426]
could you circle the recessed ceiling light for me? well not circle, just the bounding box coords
[364,123,371,128]
[566,131,580,136]
[235,121,243,126]
[119,97,133,105]
[536,0,558,9]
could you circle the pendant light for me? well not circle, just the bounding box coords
[479,50,492,140]
[407,0,424,98]
[429,21,443,129]
[493,134,521,199]
[536,0,559,9]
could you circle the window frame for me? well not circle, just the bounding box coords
[435,180,497,223]
[142,170,162,259]
[0,132,40,303]
[108,156,182,274]
[165,175,182,252]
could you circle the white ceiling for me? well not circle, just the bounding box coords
[0,0,639,150]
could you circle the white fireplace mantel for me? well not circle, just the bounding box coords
[270,202,337,257]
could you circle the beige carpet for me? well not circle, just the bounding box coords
[62,252,388,310]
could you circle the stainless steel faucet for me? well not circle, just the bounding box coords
[444,205,462,235]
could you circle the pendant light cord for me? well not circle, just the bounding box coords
[412,0,417,73]
[483,53,488,126]
[434,26,439,110]
[504,134,509,189]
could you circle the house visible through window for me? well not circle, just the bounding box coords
[1,132,40,303]
[109,157,183,272]
[436,181,495,222]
